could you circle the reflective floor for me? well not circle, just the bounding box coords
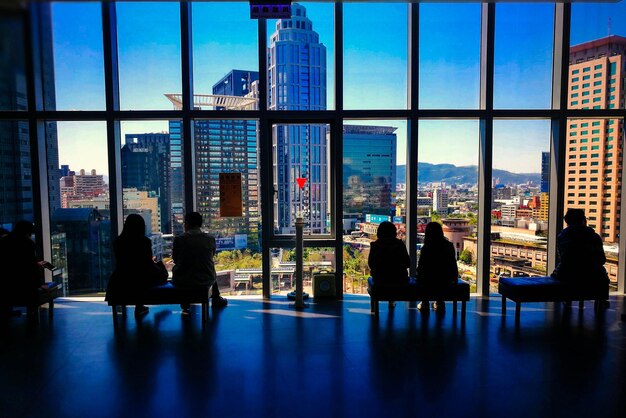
[1,295,626,418]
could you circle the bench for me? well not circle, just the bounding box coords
[107,282,211,323]
[498,276,608,325]
[6,285,61,324]
[367,278,470,321]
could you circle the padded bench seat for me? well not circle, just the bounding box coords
[107,282,211,323]
[7,285,61,324]
[498,276,608,324]
[367,278,470,320]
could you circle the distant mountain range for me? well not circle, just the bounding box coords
[396,163,541,186]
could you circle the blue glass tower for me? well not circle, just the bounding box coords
[168,121,185,235]
[268,3,327,234]
[343,125,397,218]
[540,151,549,193]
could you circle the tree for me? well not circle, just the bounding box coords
[459,248,473,265]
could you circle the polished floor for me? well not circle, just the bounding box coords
[1,295,626,418]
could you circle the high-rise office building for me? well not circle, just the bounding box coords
[567,35,625,243]
[168,120,185,235]
[269,3,328,234]
[0,6,59,227]
[343,125,397,218]
[122,133,171,234]
[433,188,449,214]
[541,151,550,193]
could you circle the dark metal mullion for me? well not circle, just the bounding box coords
[547,3,570,277]
[181,2,196,215]
[476,2,495,297]
[102,2,123,237]
[25,4,51,271]
[406,1,419,277]
[258,17,272,299]
[332,1,344,297]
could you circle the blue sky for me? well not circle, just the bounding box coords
[50,1,626,176]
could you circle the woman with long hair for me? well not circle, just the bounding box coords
[368,221,410,287]
[105,214,167,317]
[416,222,458,312]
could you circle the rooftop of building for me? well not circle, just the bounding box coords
[570,34,626,55]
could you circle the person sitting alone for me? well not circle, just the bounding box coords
[171,212,227,315]
[551,208,609,306]
[416,222,459,312]
[368,221,410,294]
[105,214,168,317]
[0,221,53,318]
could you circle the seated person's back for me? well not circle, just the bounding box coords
[106,214,166,300]
[172,212,216,288]
[417,222,458,288]
[552,209,608,287]
[0,221,42,300]
[368,221,410,286]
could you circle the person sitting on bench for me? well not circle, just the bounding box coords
[551,208,609,307]
[105,214,168,317]
[171,212,227,315]
[0,221,53,318]
[416,222,458,312]
[368,221,410,292]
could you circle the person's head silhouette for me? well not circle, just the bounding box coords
[563,208,586,227]
[184,212,203,231]
[424,221,445,245]
[121,214,146,238]
[376,221,397,240]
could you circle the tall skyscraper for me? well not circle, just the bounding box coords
[122,133,171,234]
[269,3,328,234]
[343,125,397,218]
[0,5,59,227]
[168,120,185,235]
[567,35,625,243]
[540,151,550,193]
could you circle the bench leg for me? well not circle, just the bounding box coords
[461,301,467,322]
[515,302,521,325]
[579,300,584,310]
[202,302,208,323]
[502,295,506,316]
[453,300,458,314]
[374,300,379,316]
[594,300,599,312]
[112,306,118,324]
[121,305,127,319]
[48,301,54,318]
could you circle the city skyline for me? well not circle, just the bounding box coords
[49,2,626,175]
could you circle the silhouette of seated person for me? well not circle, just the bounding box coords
[368,221,410,287]
[416,222,459,312]
[551,208,609,303]
[171,212,227,315]
[0,221,52,318]
[105,214,167,317]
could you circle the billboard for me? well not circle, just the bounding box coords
[365,214,391,224]
[216,234,248,251]
[416,216,431,233]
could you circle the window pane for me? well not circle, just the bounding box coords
[270,247,335,296]
[194,118,261,296]
[273,123,330,235]
[492,120,551,293]
[117,2,181,110]
[344,3,407,110]
[120,120,179,268]
[193,2,259,108]
[566,118,622,291]
[0,12,28,110]
[419,3,480,109]
[0,121,33,227]
[570,2,626,110]
[51,2,105,110]
[52,121,111,296]
[418,120,479,291]
[494,4,554,109]
[342,120,406,294]
[267,3,333,110]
